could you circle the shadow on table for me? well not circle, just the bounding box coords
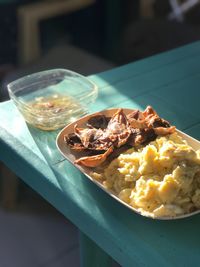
[27,124,65,165]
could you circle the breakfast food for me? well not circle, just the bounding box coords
[64,106,200,218]
[64,106,175,167]
[95,132,200,218]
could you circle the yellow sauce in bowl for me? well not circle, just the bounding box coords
[23,94,86,130]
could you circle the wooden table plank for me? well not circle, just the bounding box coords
[151,74,200,115]
[89,41,200,88]
[92,51,200,99]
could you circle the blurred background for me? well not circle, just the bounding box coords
[1,0,200,96]
[0,0,200,266]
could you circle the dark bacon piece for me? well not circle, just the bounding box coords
[106,109,132,147]
[87,114,109,129]
[64,133,85,151]
[64,106,176,167]
[107,109,129,133]
[127,128,157,146]
[74,146,113,167]
[74,125,109,150]
[142,106,158,117]
[137,128,158,145]
[146,115,170,128]
[154,126,175,136]
[127,109,144,120]
[128,118,147,129]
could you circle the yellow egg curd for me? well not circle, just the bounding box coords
[93,132,200,218]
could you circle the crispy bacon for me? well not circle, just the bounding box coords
[143,105,158,117]
[64,133,86,151]
[154,126,175,136]
[145,115,170,128]
[74,124,104,149]
[74,146,113,167]
[127,109,142,120]
[86,114,109,129]
[106,109,132,147]
[64,106,175,167]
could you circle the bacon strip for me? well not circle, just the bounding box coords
[74,146,113,167]
[64,106,176,167]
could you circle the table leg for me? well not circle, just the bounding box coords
[79,231,112,267]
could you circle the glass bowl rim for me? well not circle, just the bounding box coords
[7,68,98,112]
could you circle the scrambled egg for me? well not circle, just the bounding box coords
[93,133,200,218]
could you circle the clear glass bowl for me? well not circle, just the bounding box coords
[7,69,98,130]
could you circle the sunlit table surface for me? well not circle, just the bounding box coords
[1,41,200,267]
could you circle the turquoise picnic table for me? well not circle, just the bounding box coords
[1,41,200,267]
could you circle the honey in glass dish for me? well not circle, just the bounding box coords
[25,93,87,131]
[7,69,98,131]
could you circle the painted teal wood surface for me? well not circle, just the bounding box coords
[1,42,200,267]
